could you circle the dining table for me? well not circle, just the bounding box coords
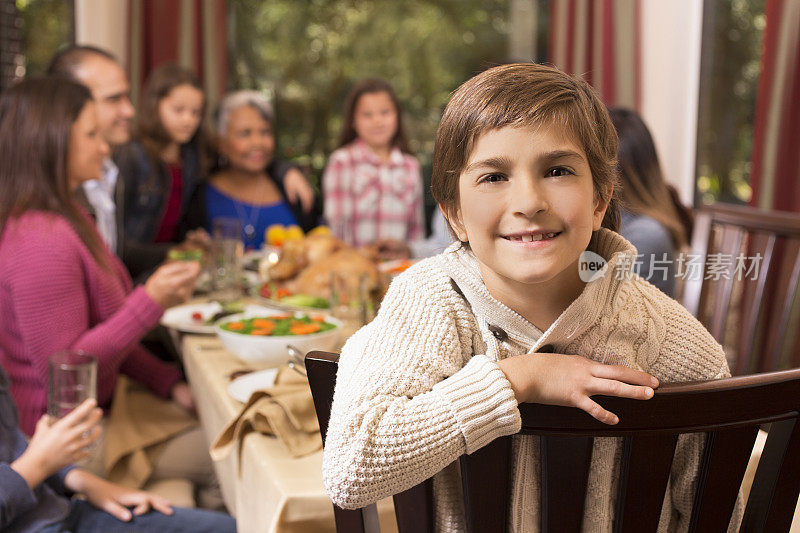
[173,317,398,533]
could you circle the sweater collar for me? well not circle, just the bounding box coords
[436,228,638,349]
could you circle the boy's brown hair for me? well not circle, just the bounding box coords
[431,63,620,232]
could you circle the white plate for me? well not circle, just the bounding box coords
[160,302,223,334]
[227,368,280,402]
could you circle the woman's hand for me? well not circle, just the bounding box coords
[145,261,201,309]
[65,469,173,522]
[11,399,103,489]
[283,168,315,213]
[498,352,659,425]
[171,381,195,413]
[182,228,211,251]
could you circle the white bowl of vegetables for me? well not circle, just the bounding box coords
[214,308,341,364]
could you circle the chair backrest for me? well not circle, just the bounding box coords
[680,203,800,374]
[307,350,800,533]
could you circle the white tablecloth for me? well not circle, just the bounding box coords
[180,334,397,533]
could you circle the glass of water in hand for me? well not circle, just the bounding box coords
[48,350,97,420]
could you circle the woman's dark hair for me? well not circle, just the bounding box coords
[609,107,689,248]
[135,63,208,169]
[336,78,412,154]
[0,76,108,266]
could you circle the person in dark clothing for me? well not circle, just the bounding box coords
[609,108,694,297]
[0,362,235,533]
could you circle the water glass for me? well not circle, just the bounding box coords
[48,351,97,419]
[211,217,244,301]
[330,217,354,246]
[330,272,372,347]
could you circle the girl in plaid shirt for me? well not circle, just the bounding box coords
[322,79,425,248]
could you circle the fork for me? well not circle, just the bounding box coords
[286,344,307,376]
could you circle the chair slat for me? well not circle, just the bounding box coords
[307,352,378,533]
[744,419,800,531]
[764,419,800,531]
[394,480,434,533]
[614,435,677,533]
[763,239,800,371]
[736,232,776,374]
[460,436,512,533]
[331,504,380,533]
[774,240,800,368]
[683,211,712,318]
[709,225,744,341]
[688,427,758,532]
[307,351,340,443]
[540,436,593,532]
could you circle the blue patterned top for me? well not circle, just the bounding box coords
[205,184,298,249]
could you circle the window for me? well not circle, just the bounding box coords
[695,0,766,206]
[7,0,75,84]
[227,0,549,229]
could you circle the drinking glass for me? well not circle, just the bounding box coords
[330,272,373,348]
[330,217,354,246]
[48,351,97,419]
[211,217,244,301]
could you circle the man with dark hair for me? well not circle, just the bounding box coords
[47,45,166,278]
[48,46,133,149]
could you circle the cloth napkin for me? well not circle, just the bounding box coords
[210,366,322,464]
[104,376,198,489]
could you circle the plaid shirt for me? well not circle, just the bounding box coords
[322,139,424,247]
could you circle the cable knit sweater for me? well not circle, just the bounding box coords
[323,229,739,532]
[0,211,182,435]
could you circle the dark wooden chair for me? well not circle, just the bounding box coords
[681,203,800,374]
[306,350,800,533]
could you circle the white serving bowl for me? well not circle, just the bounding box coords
[214,306,341,364]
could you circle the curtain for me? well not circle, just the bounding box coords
[547,0,641,109]
[128,0,227,111]
[750,0,800,212]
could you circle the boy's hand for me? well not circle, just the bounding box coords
[11,399,103,488]
[498,352,659,425]
[65,470,173,522]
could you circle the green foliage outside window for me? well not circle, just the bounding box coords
[228,0,520,194]
[695,0,765,206]
[16,0,74,77]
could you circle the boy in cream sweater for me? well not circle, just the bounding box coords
[323,63,737,532]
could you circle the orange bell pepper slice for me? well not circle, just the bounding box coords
[289,323,321,335]
[252,319,275,330]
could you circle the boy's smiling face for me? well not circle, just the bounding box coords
[447,123,609,299]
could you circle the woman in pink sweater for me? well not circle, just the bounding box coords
[0,77,199,435]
